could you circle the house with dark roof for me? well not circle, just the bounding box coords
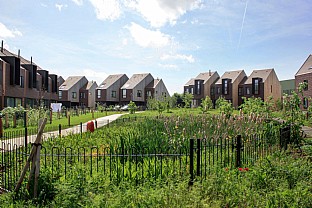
[213,70,247,108]
[0,41,58,109]
[58,76,91,108]
[96,74,129,106]
[184,71,219,107]
[239,69,281,106]
[295,54,312,109]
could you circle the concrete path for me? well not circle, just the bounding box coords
[1,113,124,151]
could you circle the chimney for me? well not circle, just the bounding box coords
[18,49,20,58]
[209,70,211,76]
[1,40,3,52]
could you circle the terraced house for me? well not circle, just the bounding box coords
[96,74,129,106]
[238,69,281,106]
[184,71,219,107]
[58,76,97,108]
[295,54,312,109]
[0,42,58,109]
[213,70,247,108]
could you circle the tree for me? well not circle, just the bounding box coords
[183,92,193,108]
[128,101,137,114]
[216,97,233,117]
[199,96,213,113]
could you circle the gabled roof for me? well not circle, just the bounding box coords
[146,79,160,88]
[184,78,195,86]
[121,73,151,89]
[195,71,218,84]
[244,69,273,84]
[59,76,85,90]
[97,74,126,89]
[295,54,312,76]
[86,81,98,90]
[215,70,245,84]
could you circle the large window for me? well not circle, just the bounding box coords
[137,90,142,97]
[58,90,62,99]
[238,87,243,96]
[122,89,127,98]
[217,87,220,94]
[210,88,214,96]
[97,90,101,99]
[111,91,116,98]
[190,87,194,95]
[223,79,228,95]
[196,81,201,95]
[253,79,259,95]
[72,92,77,99]
[303,97,308,109]
[80,92,86,99]
[20,76,24,88]
[147,90,152,97]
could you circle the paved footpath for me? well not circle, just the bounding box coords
[1,113,124,151]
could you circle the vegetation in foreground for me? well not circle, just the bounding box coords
[0,152,311,207]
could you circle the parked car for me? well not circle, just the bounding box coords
[121,105,129,111]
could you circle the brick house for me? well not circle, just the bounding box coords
[295,54,312,109]
[0,44,58,109]
[184,71,219,107]
[145,78,170,101]
[58,76,97,108]
[95,74,129,106]
[239,69,282,106]
[213,70,247,108]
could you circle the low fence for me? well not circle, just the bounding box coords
[1,125,290,192]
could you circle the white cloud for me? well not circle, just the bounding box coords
[71,0,83,6]
[160,53,195,63]
[126,22,171,48]
[125,0,203,28]
[89,0,121,21]
[122,38,128,45]
[40,3,48,7]
[0,22,23,39]
[55,4,68,11]
[158,63,179,71]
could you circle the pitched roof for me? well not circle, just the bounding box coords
[195,71,218,84]
[121,73,151,89]
[59,76,85,90]
[146,79,160,88]
[215,70,245,84]
[184,78,195,86]
[244,69,273,84]
[97,74,126,89]
[295,54,312,76]
[86,81,98,90]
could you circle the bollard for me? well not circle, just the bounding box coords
[80,122,83,135]
[24,127,28,149]
[95,120,98,129]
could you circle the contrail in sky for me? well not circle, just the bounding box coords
[237,0,249,50]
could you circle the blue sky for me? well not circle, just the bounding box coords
[0,0,311,94]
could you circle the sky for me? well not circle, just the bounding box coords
[0,0,311,95]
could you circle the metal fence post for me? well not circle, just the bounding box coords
[80,122,83,135]
[196,138,201,177]
[59,124,62,137]
[24,127,28,149]
[236,135,242,168]
[189,138,194,186]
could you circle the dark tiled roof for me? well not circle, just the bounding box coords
[121,73,151,89]
[195,71,218,84]
[184,78,195,86]
[97,74,126,89]
[295,54,312,76]
[245,69,273,84]
[59,76,85,90]
[215,70,245,84]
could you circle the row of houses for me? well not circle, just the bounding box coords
[0,42,170,110]
[184,69,281,108]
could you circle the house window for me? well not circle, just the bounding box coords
[147,90,152,97]
[253,79,259,95]
[304,80,308,90]
[210,88,214,96]
[196,81,201,95]
[97,90,101,99]
[217,87,220,94]
[122,89,127,98]
[162,92,167,97]
[137,90,142,97]
[238,87,243,96]
[246,87,250,95]
[72,92,77,99]
[223,79,228,95]
[80,92,85,99]
[303,97,308,109]
[271,85,273,93]
[111,91,116,98]
[20,76,24,88]
[58,90,62,99]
